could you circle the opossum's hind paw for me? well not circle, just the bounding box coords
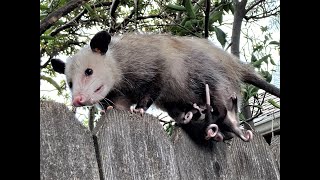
[205,124,219,140]
[130,106,145,116]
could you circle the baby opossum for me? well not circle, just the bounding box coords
[51,30,280,142]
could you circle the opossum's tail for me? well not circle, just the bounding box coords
[241,65,280,97]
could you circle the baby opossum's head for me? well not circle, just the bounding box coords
[51,31,119,107]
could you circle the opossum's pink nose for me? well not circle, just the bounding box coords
[73,95,85,107]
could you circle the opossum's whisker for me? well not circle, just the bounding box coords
[112,87,125,96]
[103,98,115,107]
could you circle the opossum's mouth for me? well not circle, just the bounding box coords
[94,85,103,93]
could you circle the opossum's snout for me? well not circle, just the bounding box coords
[73,95,85,107]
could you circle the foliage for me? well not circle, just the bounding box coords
[40,0,280,129]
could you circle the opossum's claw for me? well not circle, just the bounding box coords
[205,124,219,140]
[100,106,113,115]
[106,106,114,110]
[130,106,145,116]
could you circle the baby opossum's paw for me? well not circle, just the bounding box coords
[106,106,114,110]
[204,124,219,140]
[100,106,114,115]
[130,106,145,116]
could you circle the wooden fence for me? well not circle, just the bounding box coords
[40,100,280,180]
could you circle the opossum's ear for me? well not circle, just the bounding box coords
[90,31,111,55]
[51,58,65,74]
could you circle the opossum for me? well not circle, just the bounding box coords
[51,30,280,142]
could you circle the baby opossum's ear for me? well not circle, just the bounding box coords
[51,58,65,74]
[90,31,111,55]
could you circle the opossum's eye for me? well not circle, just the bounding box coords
[85,68,93,76]
[68,82,73,89]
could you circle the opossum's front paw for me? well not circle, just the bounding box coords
[130,106,145,116]
[204,124,219,140]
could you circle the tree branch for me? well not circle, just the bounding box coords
[50,2,112,36]
[204,0,210,38]
[245,0,265,14]
[40,0,90,36]
[109,0,121,33]
[40,40,85,69]
[231,0,248,57]
[245,10,279,20]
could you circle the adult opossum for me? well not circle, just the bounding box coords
[51,30,280,142]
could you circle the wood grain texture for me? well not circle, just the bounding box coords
[96,110,180,180]
[172,128,280,180]
[40,101,100,180]
[270,135,280,171]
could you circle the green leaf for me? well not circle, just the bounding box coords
[268,99,280,109]
[166,4,186,11]
[261,55,270,63]
[218,12,223,25]
[214,27,226,47]
[253,44,263,52]
[83,3,95,16]
[41,75,63,94]
[40,4,49,11]
[269,41,280,46]
[209,11,223,24]
[260,26,268,32]
[184,20,193,30]
[251,54,257,63]
[266,73,272,83]
[252,58,264,68]
[223,3,229,13]
[183,0,196,19]
[270,57,276,65]
[40,35,55,40]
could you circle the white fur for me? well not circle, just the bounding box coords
[65,46,121,106]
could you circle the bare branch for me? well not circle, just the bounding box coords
[40,0,90,36]
[240,110,263,124]
[50,2,112,36]
[115,10,135,31]
[136,14,163,20]
[245,0,266,14]
[41,59,52,69]
[245,10,279,20]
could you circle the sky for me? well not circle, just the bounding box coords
[40,5,280,123]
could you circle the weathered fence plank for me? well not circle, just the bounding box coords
[172,128,280,180]
[95,110,180,180]
[270,135,280,171]
[40,101,280,180]
[40,101,100,180]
